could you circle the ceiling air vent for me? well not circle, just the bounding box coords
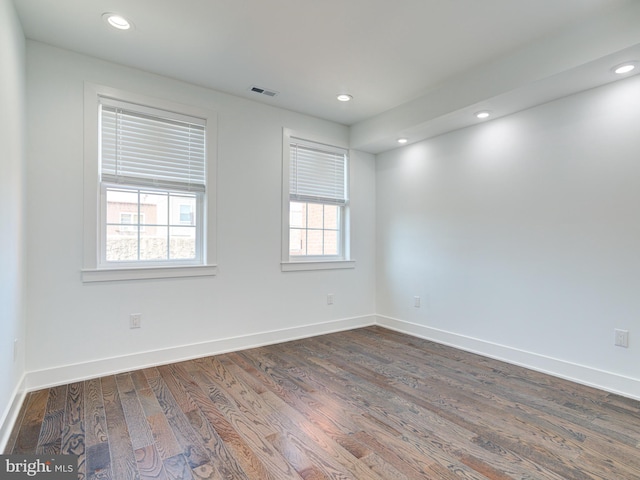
[250,86,278,97]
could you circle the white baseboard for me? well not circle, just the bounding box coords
[0,374,27,453]
[24,315,376,392]
[376,315,640,401]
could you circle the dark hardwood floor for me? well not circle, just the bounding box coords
[5,326,640,479]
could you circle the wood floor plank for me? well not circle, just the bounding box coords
[84,377,112,480]
[144,372,213,473]
[85,442,112,480]
[12,389,49,454]
[101,375,141,480]
[161,453,196,480]
[116,373,155,450]
[130,365,184,466]
[360,451,410,480]
[61,382,85,479]
[36,384,67,455]
[130,369,152,392]
[267,432,329,480]
[84,379,108,447]
[135,444,169,480]
[6,326,640,479]
[189,460,223,480]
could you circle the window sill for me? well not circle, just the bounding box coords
[82,264,218,282]
[281,260,356,272]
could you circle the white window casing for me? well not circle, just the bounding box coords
[82,83,217,282]
[281,128,355,271]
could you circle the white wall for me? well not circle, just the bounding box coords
[24,41,376,386]
[376,75,640,399]
[0,0,27,447]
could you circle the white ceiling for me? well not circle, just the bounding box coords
[13,0,640,153]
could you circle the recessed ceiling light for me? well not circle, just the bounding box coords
[475,111,491,119]
[397,138,408,144]
[337,94,353,102]
[103,13,131,30]
[613,63,636,75]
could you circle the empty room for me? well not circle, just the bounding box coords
[1,0,640,478]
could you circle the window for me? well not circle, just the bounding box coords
[83,84,217,282]
[281,129,354,271]
[99,97,205,266]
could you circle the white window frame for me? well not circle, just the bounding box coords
[281,128,355,272]
[82,83,217,282]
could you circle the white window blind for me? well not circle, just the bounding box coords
[100,97,206,192]
[289,138,348,205]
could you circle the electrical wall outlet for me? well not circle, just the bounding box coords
[614,329,629,348]
[414,296,421,308]
[130,313,142,329]
[327,294,334,305]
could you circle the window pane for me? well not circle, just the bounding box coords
[307,203,323,229]
[307,229,323,255]
[106,229,138,261]
[104,186,205,264]
[170,226,196,259]
[106,188,138,260]
[179,205,192,223]
[171,194,196,225]
[141,192,168,227]
[107,189,138,231]
[324,230,339,255]
[324,205,339,230]
[140,226,168,260]
[287,201,344,258]
[290,202,306,228]
[290,228,305,256]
